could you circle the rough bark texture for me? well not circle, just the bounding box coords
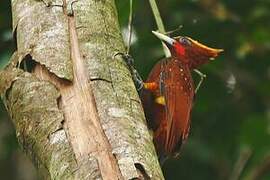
[0,0,164,179]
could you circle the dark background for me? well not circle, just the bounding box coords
[1,0,270,179]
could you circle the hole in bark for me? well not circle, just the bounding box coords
[57,96,63,110]
[56,97,66,126]
[19,54,37,73]
[112,153,117,159]
[134,163,150,180]
[13,26,18,50]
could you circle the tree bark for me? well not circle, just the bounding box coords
[0,0,164,179]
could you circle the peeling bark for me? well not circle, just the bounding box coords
[1,0,164,179]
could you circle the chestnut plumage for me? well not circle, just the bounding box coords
[141,31,223,161]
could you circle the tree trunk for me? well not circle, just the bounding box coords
[0,0,164,179]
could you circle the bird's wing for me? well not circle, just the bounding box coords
[159,60,176,153]
[160,61,193,154]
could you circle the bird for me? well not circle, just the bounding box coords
[140,31,223,162]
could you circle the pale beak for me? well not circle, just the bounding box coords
[152,31,176,46]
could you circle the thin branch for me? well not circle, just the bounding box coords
[245,155,270,180]
[193,69,207,94]
[149,0,171,57]
[148,0,166,33]
[229,147,252,180]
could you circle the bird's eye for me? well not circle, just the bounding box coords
[179,37,191,46]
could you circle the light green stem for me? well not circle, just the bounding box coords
[149,0,171,57]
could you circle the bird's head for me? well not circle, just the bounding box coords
[152,31,223,69]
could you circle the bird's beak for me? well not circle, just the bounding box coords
[152,31,176,46]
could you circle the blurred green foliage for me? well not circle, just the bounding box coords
[0,0,270,179]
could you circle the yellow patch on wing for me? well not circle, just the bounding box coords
[155,96,166,105]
